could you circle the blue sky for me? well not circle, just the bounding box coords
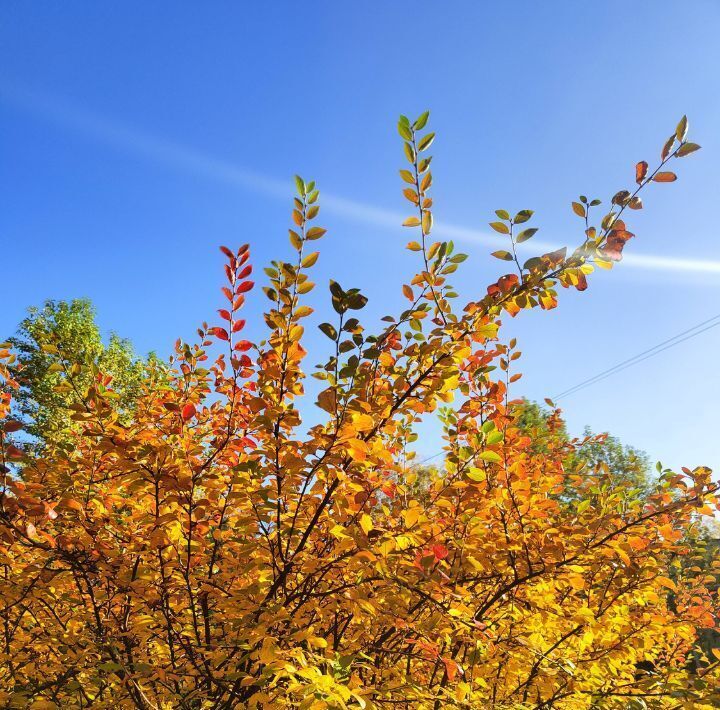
[1,2,719,471]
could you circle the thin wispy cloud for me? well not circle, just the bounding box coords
[3,82,720,276]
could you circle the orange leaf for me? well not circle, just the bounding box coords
[635,160,648,184]
[656,576,677,592]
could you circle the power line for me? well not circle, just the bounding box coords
[415,450,444,466]
[412,312,720,466]
[554,312,720,400]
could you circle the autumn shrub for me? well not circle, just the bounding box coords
[0,113,718,709]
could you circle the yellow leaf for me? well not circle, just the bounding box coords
[403,508,420,528]
[353,413,374,432]
[359,514,373,535]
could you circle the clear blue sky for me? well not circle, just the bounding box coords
[2,2,719,471]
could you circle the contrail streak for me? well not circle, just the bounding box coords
[3,83,720,275]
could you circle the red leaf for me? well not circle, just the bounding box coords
[2,420,23,433]
[219,245,234,258]
[497,274,519,293]
[234,340,252,352]
[5,445,24,460]
[211,327,230,341]
[236,281,254,294]
[221,287,233,301]
[238,243,249,255]
[238,264,253,279]
[217,309,232,322]
[181,403,196,421]
[602,228,635,261]
[432,544,449,560]
[635,160,648,184]
[232,319,246,333]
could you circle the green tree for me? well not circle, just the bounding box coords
[514,399,652,498]
[411,399,653,503]
[8,299,154,450]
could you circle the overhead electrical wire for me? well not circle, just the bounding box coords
[553,312,720,400]
[412,312,720,466]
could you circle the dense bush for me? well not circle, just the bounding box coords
[0,113,717,708]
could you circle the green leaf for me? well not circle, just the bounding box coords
[486,431,504,445]
[661,134,675,161]
[413,111,430,131]
[329,280,345,299]
[491,250,514,261]
[489,221,510,234]
[513,209,533,224]
[418,157,432,173]
[294,175,305,196]
[495,209,510,220]
[516,228,538,243]
[302,252,319,268]
[397,119,413,141]
[479,450,502,463]
[466,468,486,482]
[319,323,337,340]
[676,142,701,157]
[404,142,416,164]
[675,115,688,142]
[523,256,544,271]
[577,499,591,514]
[417,132,435,152]
[347,293,368,310]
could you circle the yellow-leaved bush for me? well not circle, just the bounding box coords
[0,113,717,709]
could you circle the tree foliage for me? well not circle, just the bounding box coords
[8,299,153,450]
[0,114,718,709]
[512,399,652,501]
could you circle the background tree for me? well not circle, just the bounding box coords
[412,399,652,504]
[515,399,652,499]
[8,299,157,450]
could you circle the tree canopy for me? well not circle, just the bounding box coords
[8,299,160,451]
